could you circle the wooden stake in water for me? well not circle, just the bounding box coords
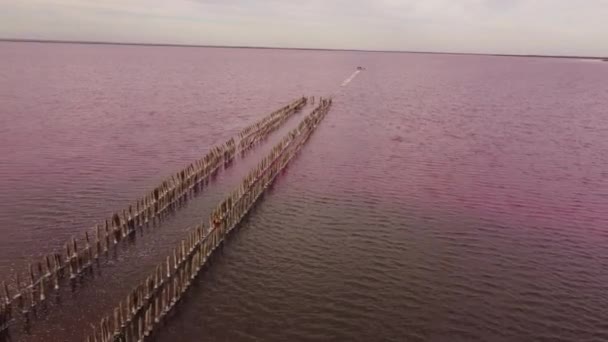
[72,238,81,274]
[53,254,61,290]
[85,231,93,268]
[95,225,101,259]
[67,243,75,279]
[104,221,110,253]
[2,282,9,305]
[39,276,46,302]
[113,307,120,336]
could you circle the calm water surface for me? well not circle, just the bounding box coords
[1,42,607,341]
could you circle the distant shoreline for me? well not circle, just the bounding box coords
[1,38,606,60]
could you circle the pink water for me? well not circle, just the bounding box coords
[1,42,608,341]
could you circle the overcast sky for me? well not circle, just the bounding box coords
[1,0,607,56]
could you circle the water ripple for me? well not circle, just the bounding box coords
[2,44,608,342]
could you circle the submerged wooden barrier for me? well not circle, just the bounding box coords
[238,96,308,152]
[84,98,332,342]
[0,97,308,334]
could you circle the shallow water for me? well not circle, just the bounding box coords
[1,42,608,341]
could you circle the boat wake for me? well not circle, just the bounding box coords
[341,70,361,87]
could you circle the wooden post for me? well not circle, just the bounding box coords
[166,256,170,279]
[85,231,93,268]
[110,217,118,245]
[128,205,134,233]
[2,282,8,306]
[114,307,120,336]
[142,196,147,225]
[104,221,110,253]
[53,254,61,289]
[173,249,178,271]
[155,289,161,323]
[126,294,132,322]
[122,210,129,238]
[138,314,143,341]
[95,225,101,259]
[93,325,99,342]
[135,200,141,228]
[66,243,75,279]
[72,238,81,275]
[39,276,46,301]
[99,318,106,342]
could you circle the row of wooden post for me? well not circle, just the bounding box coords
[215,97,332,237]
[85,98,332,342]
[238,96,306,139]
[0,97,310,335]
[238,97,308,152]
[0,140,232,333]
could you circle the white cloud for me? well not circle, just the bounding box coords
[0,0,607,55]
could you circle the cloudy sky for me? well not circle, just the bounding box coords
[1,0,607,56]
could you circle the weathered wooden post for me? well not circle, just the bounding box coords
[2,282,9,306]
[53,254,61,289]
[121,209,128,237]
[65,243,74,280]
[72,238,82,275]
[85,231,93,269]
[2,282,10,327]
[39,276,46,302]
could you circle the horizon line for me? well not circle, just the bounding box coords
[1,38,607,60]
